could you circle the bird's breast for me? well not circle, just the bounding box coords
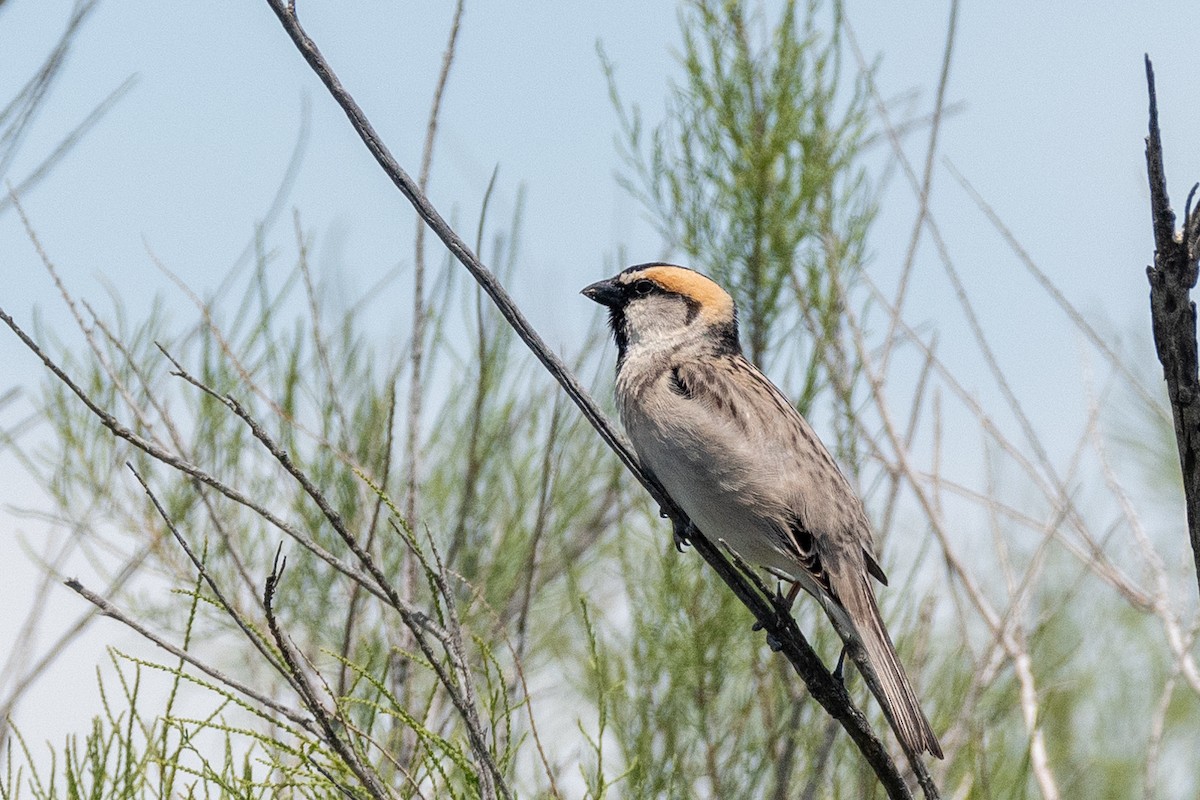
[618,369,799,577]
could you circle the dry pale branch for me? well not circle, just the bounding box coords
[63,578,316,733]
[1092,401,1200,696]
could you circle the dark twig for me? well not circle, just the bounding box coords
[126,464,293,684]
[263,551,393,800]
[1144,55,1200,600]
[259,2,926,795]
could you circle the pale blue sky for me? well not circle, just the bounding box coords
[2,0,1199,750]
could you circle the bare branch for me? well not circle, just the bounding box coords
[1014,647,1059,800]
[1143,55,1200,600]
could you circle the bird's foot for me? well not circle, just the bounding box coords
[665,513,693,552]
[754,583,792,634]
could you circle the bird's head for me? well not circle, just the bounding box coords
[582,263,740,363]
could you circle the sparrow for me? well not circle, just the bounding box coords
[583,262,942,759]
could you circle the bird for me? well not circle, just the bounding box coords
[582,262,942,759]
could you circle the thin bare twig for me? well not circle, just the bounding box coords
[447,166,501,569]
[338,381,398,698]
[126,464,295,686]
[64,578,316,733]
[404,0,465,530]
[877,0,958,374]
[296,210,352,451]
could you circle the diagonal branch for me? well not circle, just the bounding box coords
[1143,55,1200,600]
[258,3,935,796]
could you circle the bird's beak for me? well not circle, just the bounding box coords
[581,279,622,307]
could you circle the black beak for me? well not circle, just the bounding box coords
[581,279,623,307]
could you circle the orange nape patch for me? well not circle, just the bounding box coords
[627,265,735,323]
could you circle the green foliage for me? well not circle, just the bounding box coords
[7,1,1200,799]
[0,654,359,800]
[606,0,873,411]
[5,178,618,796]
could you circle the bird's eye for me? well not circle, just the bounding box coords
[633,280,655,296]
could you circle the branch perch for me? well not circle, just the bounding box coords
[255,3,935,795]
[1144,55,1200,600]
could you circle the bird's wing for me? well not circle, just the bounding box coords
[670,357,936,757]
[670,357,888,586]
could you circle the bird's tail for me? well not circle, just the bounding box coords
[835,573,943,759]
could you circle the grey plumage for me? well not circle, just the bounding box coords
[584,263,942,759]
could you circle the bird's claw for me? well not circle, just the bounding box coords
[754,585,793,637]
[833,646,847,685]
[667,514,693,552]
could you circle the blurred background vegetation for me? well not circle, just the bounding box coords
[1,0,1197,798]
